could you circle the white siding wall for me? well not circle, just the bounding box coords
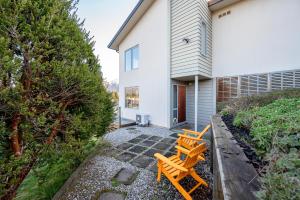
[171,0,212,78]
[212,0,300,77]
[186,79,215,126]
[119,0,169,127]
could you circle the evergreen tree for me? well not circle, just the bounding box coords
[0,0,113,199]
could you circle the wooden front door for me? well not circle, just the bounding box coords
[178,85,186,123]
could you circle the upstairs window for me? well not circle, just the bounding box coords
[201,22,207,56]
[125,45,139,71]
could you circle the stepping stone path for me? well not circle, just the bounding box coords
[130,156,154,168]
[98,191,125,200]
[114,133,178,171]
[140,140,156,147]
[148,136,163,141]
[143,148,163,157]
[126,127,141,134]
[127,138,143,144]
[170,132,179,138]
[117,143,134,150]
[116,152,137,162]
[161,138,177,144]
[128,145,147,154]
[113,168,138,185]
[152,142,170,151]
[135,134,150,140]
[54,126,213,200]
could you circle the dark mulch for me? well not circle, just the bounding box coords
[221,114,267,172]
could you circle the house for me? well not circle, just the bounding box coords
[108,0,300,130]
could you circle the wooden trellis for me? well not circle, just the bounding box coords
[217,69,300,102]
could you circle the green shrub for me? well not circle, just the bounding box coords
[256,150,300,200]
[0,0,113,198]
[234,98,300,156]
[233,98,300,199]
[15,139,110,200]
[219,89,300,115]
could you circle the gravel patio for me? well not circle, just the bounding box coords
[53,125,212,200]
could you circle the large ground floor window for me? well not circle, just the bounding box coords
[125,87,139,109]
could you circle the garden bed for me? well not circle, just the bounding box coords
[211,115,260,200]
[218,91,300,199]
[221,115,267,172]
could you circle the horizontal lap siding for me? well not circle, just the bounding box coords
[171,0,212,78]
[186,79,214,125]
[199,0,212,75]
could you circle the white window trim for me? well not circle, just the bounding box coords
[124,45,139,72]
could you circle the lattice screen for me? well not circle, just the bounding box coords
[217,69,300,102]
[217,77,238,102]
[271,71,300,90]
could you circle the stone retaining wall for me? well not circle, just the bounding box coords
[211,115,260,200]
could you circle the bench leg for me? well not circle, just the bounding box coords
[190,170,208,187]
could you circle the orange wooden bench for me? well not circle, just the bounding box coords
[177,124,211,151]
[154,143,208,200]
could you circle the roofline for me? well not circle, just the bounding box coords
[208,0,225,7]
[209,0,241,11]
[108,0,144,50]
[108,0,240,50]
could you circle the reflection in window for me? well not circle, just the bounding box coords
[125,45,139,71]
[125,87,139,109]
[132,46,139,69]
[125,49,132,72]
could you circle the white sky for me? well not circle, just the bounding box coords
[77,0,139,82]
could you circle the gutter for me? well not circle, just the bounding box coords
[208,0,225,7]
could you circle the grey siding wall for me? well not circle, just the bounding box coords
[186,79,215,125]
[170,0,212,78]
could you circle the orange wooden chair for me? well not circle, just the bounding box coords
[177,124,211,151]
[154,143,208,200]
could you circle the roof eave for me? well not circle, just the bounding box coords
[209,0,241,12]
[107,0,155,51]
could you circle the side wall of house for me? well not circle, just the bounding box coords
[212,0,300,77]
[118,0,169,127]
[186,79,215,126]
[170,0,212,79]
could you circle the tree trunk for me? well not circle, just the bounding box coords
[46,103,68,144]
[46,115,63,144]
[10,114,21,156]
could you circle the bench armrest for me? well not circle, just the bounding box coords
[154,153,188,172]
[178,134,203,141]
[175,145,190,155]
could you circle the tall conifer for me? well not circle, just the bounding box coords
[0,1,113,198]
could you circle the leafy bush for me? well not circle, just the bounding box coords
[256,149,300,200]
[219,89,300,115]
[232,98,300,199]
[234,98,300,156]
[15,139,110,200]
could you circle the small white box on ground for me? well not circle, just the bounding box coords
[136,114,150,126]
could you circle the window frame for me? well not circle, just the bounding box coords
[125,86,139,109]
[124,45,139,72]
[200,21,207,56]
